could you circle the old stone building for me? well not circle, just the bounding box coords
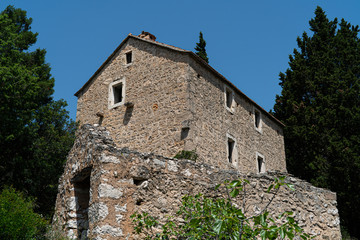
[54,32,341,239]
[75,32,285,173]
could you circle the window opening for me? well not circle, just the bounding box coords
[109,78,126,109]
[113,84,123,104]
[226,89,232,108]
[126,51,132,64]
[228,138,235,163]
[257,154,265,173]
[255,110,260,128]
[181,127,189,140]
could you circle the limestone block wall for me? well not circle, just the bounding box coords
[54,125,341,239]
[76,37,191,158]
[75,36,285,173]
[184,58,286,173]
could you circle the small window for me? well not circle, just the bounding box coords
[113,84,123,104]
[257,153,265,173]
[227,138,235,163]
[226,89,232,108]
[126,51,132,64]
[254,109,262,132]
[224,86,234,112]
[181,127,189,140]
[109,78,126,109]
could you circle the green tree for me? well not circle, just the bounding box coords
[132,177,311,240]
[272,6,360,238]
[0,187,47,240]
[195,31,209,63]
[0,5,76,217]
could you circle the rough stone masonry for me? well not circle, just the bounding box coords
[54,125,341,239]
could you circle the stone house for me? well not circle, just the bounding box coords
[53,32,341,239]
[75,31,286,173]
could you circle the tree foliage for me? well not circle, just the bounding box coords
[0,5,76,217]
[195,31,209,63]
[272,6,360,238]
[0,187,47,240]
[131,177,311,240]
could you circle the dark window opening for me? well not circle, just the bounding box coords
[258,155,265,173]
[181,127,189,140]
[226,89,232,108]
[113,84,123,104]
[228,138,235,163]
[126,52,132,64]
[255,110,260,128]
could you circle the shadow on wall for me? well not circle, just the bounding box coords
[123,105,134,125]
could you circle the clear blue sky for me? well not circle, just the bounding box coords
[1,0,360,120]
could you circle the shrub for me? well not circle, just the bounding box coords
[0,187,47,239]
[174,150,198,161]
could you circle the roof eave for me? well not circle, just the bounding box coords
[74,34,133,97]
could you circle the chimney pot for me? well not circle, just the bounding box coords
[138,31,156,41]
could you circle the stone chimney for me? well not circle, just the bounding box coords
[138,31,156,41]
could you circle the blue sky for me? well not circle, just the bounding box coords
[1,0,360,120]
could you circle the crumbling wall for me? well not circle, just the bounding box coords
[54,125,341,239]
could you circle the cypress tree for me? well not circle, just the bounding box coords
[273,6,360,238]
[195,31,209,63]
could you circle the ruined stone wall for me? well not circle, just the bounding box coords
[76,37,191,158]
[54,125,341,239]
[184,59,286,173]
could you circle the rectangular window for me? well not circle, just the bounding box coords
[257,153,265,173]
[226,89,232,108]
[225,86,234,113]
[108,78,126,109]
[255,110,260,128]
[254,109,262,132]
[228,138,235,163]
[113,83,123,104]
[126,51,132,64]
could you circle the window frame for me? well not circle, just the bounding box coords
[108,78,126,109]
[125,50,133,66]
[253,108,262,133]
[256,152,266,173]
[226,133,237,166]
[224,85,235,113]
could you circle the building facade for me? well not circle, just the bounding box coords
[75,32,286,173]
[53,32,341,239]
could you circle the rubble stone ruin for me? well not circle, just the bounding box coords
[54,32,342,239]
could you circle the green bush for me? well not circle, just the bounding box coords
[132,177,313,239]
[0,187,47,240]
[174,150,198,161]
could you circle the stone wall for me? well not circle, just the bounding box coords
[75,35,286,173]
[54,125,341,239]
[184,58,286,172]
[76,37,191,158]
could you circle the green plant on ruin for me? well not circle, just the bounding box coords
[174,150,198,161]
[131,176,313,240]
